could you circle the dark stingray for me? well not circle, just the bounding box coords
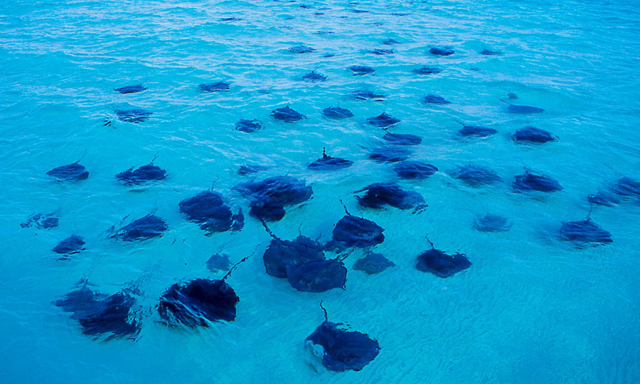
[53,235,85,258]
[308,149,353,171]
[429,47,454,56]
[21,212,59,229]
[55,284,140,340]
[206,253,232,273]
[271,105,306,122]
[348,65,375,76]
[458,124,497,138]
[111,214,168,241]
[233,176,313,222]
[508,93,518,100]
[199,81,230,92]
[371,49,393,55]
[559,219,612,245]
[219,17,242,21]
[367,112,400,128]
[114,84,146,94]
[116,162,166,185]
[473,214,512,232]
[353,252,395,274]
[325,211,385,251]
[306,306,380,372]
[115,109,152,123]
[236,119,263,133]
[423,94,451,105]
[501,100,544,114]
[588,191,621,207]
[179,190,244,234]
[382,133,422,146]
[352,9,369,13]
[393,161,438,180]
[286,259,347,293]
[262,226,325,279]
[302,70,327,82]
[413,67,442,75]
[369,146,412,163]
[352,90,385,101]
[416,238,471,278]
[289,45,315,54]
[512,126,555,144]
[323,106,354,119]
[451,165,502,186]
[512,172,562,193]
[480,49,501,55]
[382,38,400,45]
[612,177,640,197]
[238,164,267,176]
[47,162,89,182]
[355,183,426,210]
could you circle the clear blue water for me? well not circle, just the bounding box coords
[1,0,639,382]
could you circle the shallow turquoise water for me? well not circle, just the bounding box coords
[1,0,639,383]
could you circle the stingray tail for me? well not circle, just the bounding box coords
[319,301,328,322]
[425,234,435,249]
[222,255,251,282]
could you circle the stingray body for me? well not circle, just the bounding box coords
[352,90,385,101]
[512,126,555,143]
[53,235,85,258]
[206,253,232,273]
[286,259,347,292]
[289,45,315,53]
[451,165,502,186]
[480,49,501,55]
[416,248,471,277]
[21,212,59,229]
[559,219,612,245]
[413,67,442,75]
[236,119,263,133]
[459,125,497,138]
[325,215,385,251]
[612,177,640,197]
[393,161,437,180]
[382,38,400,45]
[308,151,353,171]
[111,214,168,241]
[588,191,621,207]
[55,286,140,340]
[263,235,325,278]
[506,104,544,114]
[323,106,354,118]
[306,320,380,372]
[115,109,152,123]
[158,278,239,327]
[371,49,393,55]
[47,163,89,182]
[302,70,327,82]
[199,81,230,92]
[354,253,395,274]
[429,47,454,56]
[116,163,166,185]
[348,65,375,76]
[234,176,312,222]
[473,214,512,232]
[367,112,400,128]
[423,94,450,104]
[114,84,146,94]
[382,133,422,146]
[513,173,562,193]
[355,183,425,210]
[369,146,412,163]
[238,164,267,175]
[179,191,244,234]
[271,105,306,122]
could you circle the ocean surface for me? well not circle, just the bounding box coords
[1,0,639,383]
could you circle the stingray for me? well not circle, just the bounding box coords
[348,65,375,76]
[21,212,59,229]
[512,126,555,144]
[352,90,385,101]
[111,214,168,241]
[47,162,89,182]
[206,253,232,273]
[115,109,152,123]
[233,176,313,222]
[429,47,454,56]
[371,49,393,55]
[219,17,242,21]
[355,183,426,210]
[473,214,512,232]
[480,49,501,55]
[271,105,306,122]
[238,164,267,175]
[306,304,380,372]
[457,122,497,138]
[352,9,369,13]
[500,99,544,114]
[369,146,412,163]
[236,119,263,133]
[262,225,325,278]
[559,219,612,245]
[325,206,385,251]
[323,106,354,119]
[413,67,442,75]
[367,112,400,128]
[393,161,438,180]
[114,84,146,94]
[289,45,315,54]
[382,38,400,45]
[199,81,230,92]
[611,177,640,197]
[353,252,395,274]
[308,149,353,171]
[588,191,621,207]
[508,93,518,100]
[382,133,422,146]
[116,160,166,186]
[286,259,347,293]
[451,165,502,186]
[53,235,85,258]
[54,283,140,340]
[512,172,562,193]
[423,94,451,105]
[179,190,244,234]
[303,70,327,82]
[416,237,471,278]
